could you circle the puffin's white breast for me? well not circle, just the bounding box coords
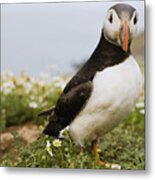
[69,56,142,146]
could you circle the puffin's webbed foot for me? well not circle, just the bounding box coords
[92,140,105,166]
[91,140,121,169]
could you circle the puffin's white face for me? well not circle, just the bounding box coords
[103,8,138,52]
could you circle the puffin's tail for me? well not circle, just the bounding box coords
[38,107,55,117]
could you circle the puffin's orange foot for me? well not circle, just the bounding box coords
[92,140,104,165]
[91,140,121,169]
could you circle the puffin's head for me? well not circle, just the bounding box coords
[103,3,138,52]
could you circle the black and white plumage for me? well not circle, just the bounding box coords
[39,4,142,148]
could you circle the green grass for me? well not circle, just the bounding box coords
[0,72,145,170]
[0,107,144,170]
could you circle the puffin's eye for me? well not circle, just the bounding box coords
[109,14,113,23]
[133,15,138,24]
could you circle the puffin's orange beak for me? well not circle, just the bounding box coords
[121,21,129,52]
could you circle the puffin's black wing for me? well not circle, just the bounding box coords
[42,75,93,137]
[55,80,92,122]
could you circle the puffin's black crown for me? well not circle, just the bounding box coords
[110,3,136,19]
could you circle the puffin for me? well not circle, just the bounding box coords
[39,3,142,165]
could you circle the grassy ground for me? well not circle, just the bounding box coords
[0,72,145,170]
[0,107,144,169]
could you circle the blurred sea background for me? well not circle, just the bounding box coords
[1,1,144,78]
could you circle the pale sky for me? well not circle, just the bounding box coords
[1,0,144,77]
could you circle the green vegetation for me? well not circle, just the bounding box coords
[0,72,64,131]
[0,72,145,170]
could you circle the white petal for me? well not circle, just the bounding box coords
[111,164,121,170]
[136,102,144,108]
[139,109,145,114]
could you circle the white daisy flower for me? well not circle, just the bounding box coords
[2,72,14,80]
[52,77,66,90]
[29,95,35,100]
[29,102,38,109]
[139,109,145,114]
[105,163,111,168]
[59,130,65,139]
[59,129,67,139]
[1,81,15,95]
[111,164,121,170]
[52,139,61,147]
[54,81,66,90]
[136,102,144,108]
[2,87,12,95]
[24,82,32,93]
[2,81,15,89]
[38,96,43,103]
[59,126,69,138]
